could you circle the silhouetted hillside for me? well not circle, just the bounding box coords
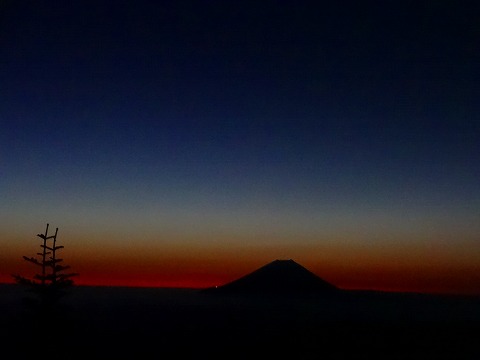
[203,259,338,294]
[1,283,479,358]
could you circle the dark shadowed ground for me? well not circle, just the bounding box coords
[1,284,479,359]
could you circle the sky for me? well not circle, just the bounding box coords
[1,0,479,294]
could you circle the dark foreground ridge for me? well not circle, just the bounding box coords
[203,259,338,295]
[1,283,479,358]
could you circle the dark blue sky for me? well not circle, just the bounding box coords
[1,1,479,292]
[2,0,478,119]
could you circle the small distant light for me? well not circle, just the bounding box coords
[215,286,218,288]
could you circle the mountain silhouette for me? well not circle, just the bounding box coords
[204,259,338,294]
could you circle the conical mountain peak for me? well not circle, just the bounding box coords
[206,259,338,294]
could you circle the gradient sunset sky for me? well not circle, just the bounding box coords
[1,0,479,294]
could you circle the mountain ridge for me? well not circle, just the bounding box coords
[203,259,339,295]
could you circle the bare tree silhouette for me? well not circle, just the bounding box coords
[12,223,78,307]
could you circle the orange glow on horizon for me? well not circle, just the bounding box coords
[3,258,480,296]
[2,233,479,296]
